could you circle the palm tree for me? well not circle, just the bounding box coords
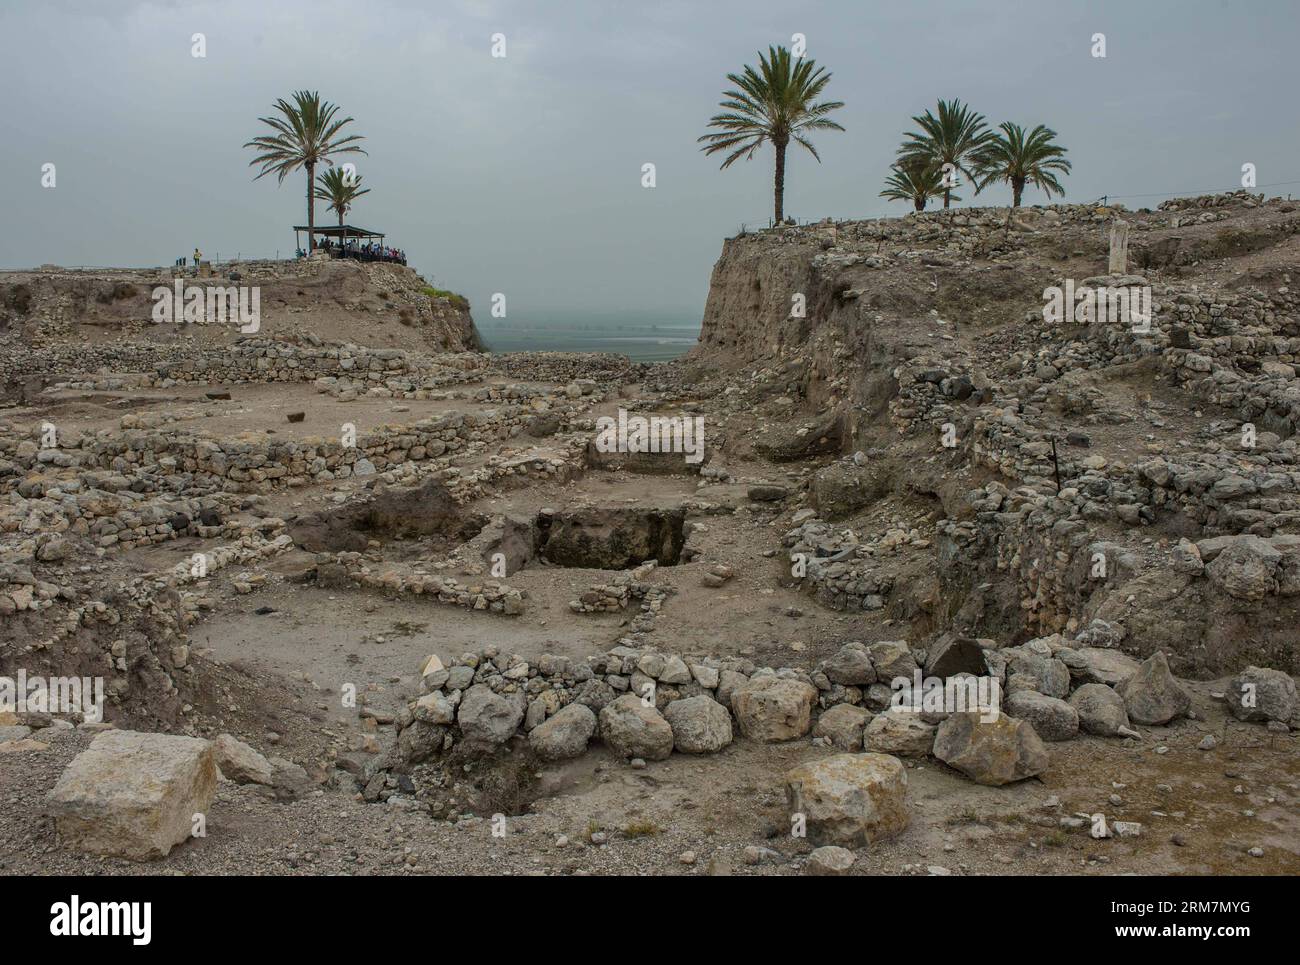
[699,45,845,225]
[314,167,371,225]
[879,159,959,211]
[244,90,367,252]
[897,98,993,209]
[975,122,1071,207]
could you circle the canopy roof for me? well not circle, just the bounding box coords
[293,224,384,238]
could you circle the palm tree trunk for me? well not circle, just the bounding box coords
[943,187,951,210]
[773,139,787,224]
[914,196,925,212]
[306,161,316,252]
[1012,177,1024,208]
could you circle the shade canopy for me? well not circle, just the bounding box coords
[293,224,384,239]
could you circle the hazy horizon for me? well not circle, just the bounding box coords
[4,0,1299,323]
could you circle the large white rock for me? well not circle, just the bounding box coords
[599,694,673,760]
[528,703,596,761]
[46,730,217,860]
[784,753,909,846]
[1067,648,1141,687]
[731,676,817,742]
[862,708,937,756]
[813,704,872,751]
[932,711,1049,786]
[663,695,732,753]
[457,684,526,746]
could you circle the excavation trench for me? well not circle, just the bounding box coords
[534,507,686,569]
[288,479,687,572]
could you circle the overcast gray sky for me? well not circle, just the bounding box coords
[3,0,1298,319]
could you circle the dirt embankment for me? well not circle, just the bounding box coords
[0,258,480,354]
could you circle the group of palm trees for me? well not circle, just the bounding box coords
[700,46,1071,222]
[244,90,369,252]
[248,48,1070,253]
[881,98,1070,211]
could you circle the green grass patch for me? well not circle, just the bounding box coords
[622,820,664,838]
[420,286,469,310]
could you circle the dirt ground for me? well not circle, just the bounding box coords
[2,675,1295,876]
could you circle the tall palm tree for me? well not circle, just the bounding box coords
[975,122,1072,207]
[314,167,371,225]
[699,45,845,225]
[879,159,959,211]
[244,90,367,252]
[897,98,993,209]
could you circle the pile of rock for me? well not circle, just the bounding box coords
[315,552,526,615]
[569,581,631,613]
[1158,190,1266,211]
[374,630,1293,802]
[782,514,894,611]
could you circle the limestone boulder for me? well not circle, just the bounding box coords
[1066,648,1141,687]
[813,704,873,751]
[599,694,673,760]
[784,753,909,846]
[861,708,937,756]
[866,640,920,684]
[528,703,597,761]
[1116,652,1190,725]
[1204,536,1281,601]
[805,845,856,876]
[822,643,876,686]
[663,695,732,753]
[212,734,273,786]
[457,685,527,746]
[1006,690,1079,742]
[731,676,817,742]
[932,711,1049,786]
[1069,684,1131,736]
[46,730,217,861]
[1224,666,1297,723]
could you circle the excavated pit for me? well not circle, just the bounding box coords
[534,507,686,569]
[286,478,485,554]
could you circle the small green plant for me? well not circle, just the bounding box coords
[623,820,663,838]
[420,286,469,310]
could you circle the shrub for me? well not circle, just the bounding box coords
[420,286,469,311]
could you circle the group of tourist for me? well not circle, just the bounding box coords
[300,237,406,265]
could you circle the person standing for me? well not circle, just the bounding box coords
[193,247,202,267]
